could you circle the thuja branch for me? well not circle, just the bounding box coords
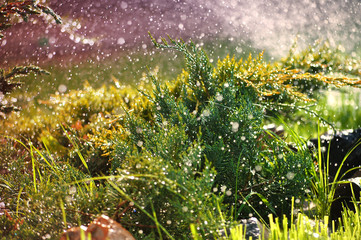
[0,0,62,39]
[0,66,49,94]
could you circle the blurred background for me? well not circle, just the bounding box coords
[1,0,360,97]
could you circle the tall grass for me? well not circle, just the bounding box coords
[3,110,361,239]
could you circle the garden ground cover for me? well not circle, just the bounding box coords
[1,36,361,239]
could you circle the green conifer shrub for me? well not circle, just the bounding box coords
[101,36,361,238]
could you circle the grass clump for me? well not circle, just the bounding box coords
[0,138,109,239]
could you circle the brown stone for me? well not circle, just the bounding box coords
[59,215,135,240]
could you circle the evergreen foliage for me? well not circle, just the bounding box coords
[281,40,361,97]
[97,36,360,237]
[0,66,49,116]
[1,35,360,239]
[0,0,61,117]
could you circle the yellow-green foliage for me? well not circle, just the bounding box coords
[282,40,361,76]
[1,79,151,155]
[215,52,360,103]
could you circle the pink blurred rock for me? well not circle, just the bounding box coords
[59,215,135,240]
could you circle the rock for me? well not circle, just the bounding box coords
[59,215,135,240]
[59,226,86,240]
[330,182,361,224]
[308,129,361,226]
[241,217,269,240]
[309,128,361,180]
[214,217,269,240]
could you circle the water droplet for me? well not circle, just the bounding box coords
[255,165,262,171]
[58,84,67,93]
[286,172,295,180]
[136,127,143,134]
[137,141,143,147]
[121,1,128,9]
[69,186,77,194]
[202,109,210,117]
[313,233,320,238]
[216,93,223,101]
[117,37,125,45]
[231,122,239,132]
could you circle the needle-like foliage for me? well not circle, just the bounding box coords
[0,1,61,117]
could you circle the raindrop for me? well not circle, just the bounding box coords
[43,234,51,239]
[137,141,143,147]
[215,93,223,101]
[58,84,67,93]
[117,37,125,45]
[65,195,73,203]
[69,186,77,194]
[202,109,210,117]
[121,1,128,9]
[231,122,239,132]
[286,172,295,180]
